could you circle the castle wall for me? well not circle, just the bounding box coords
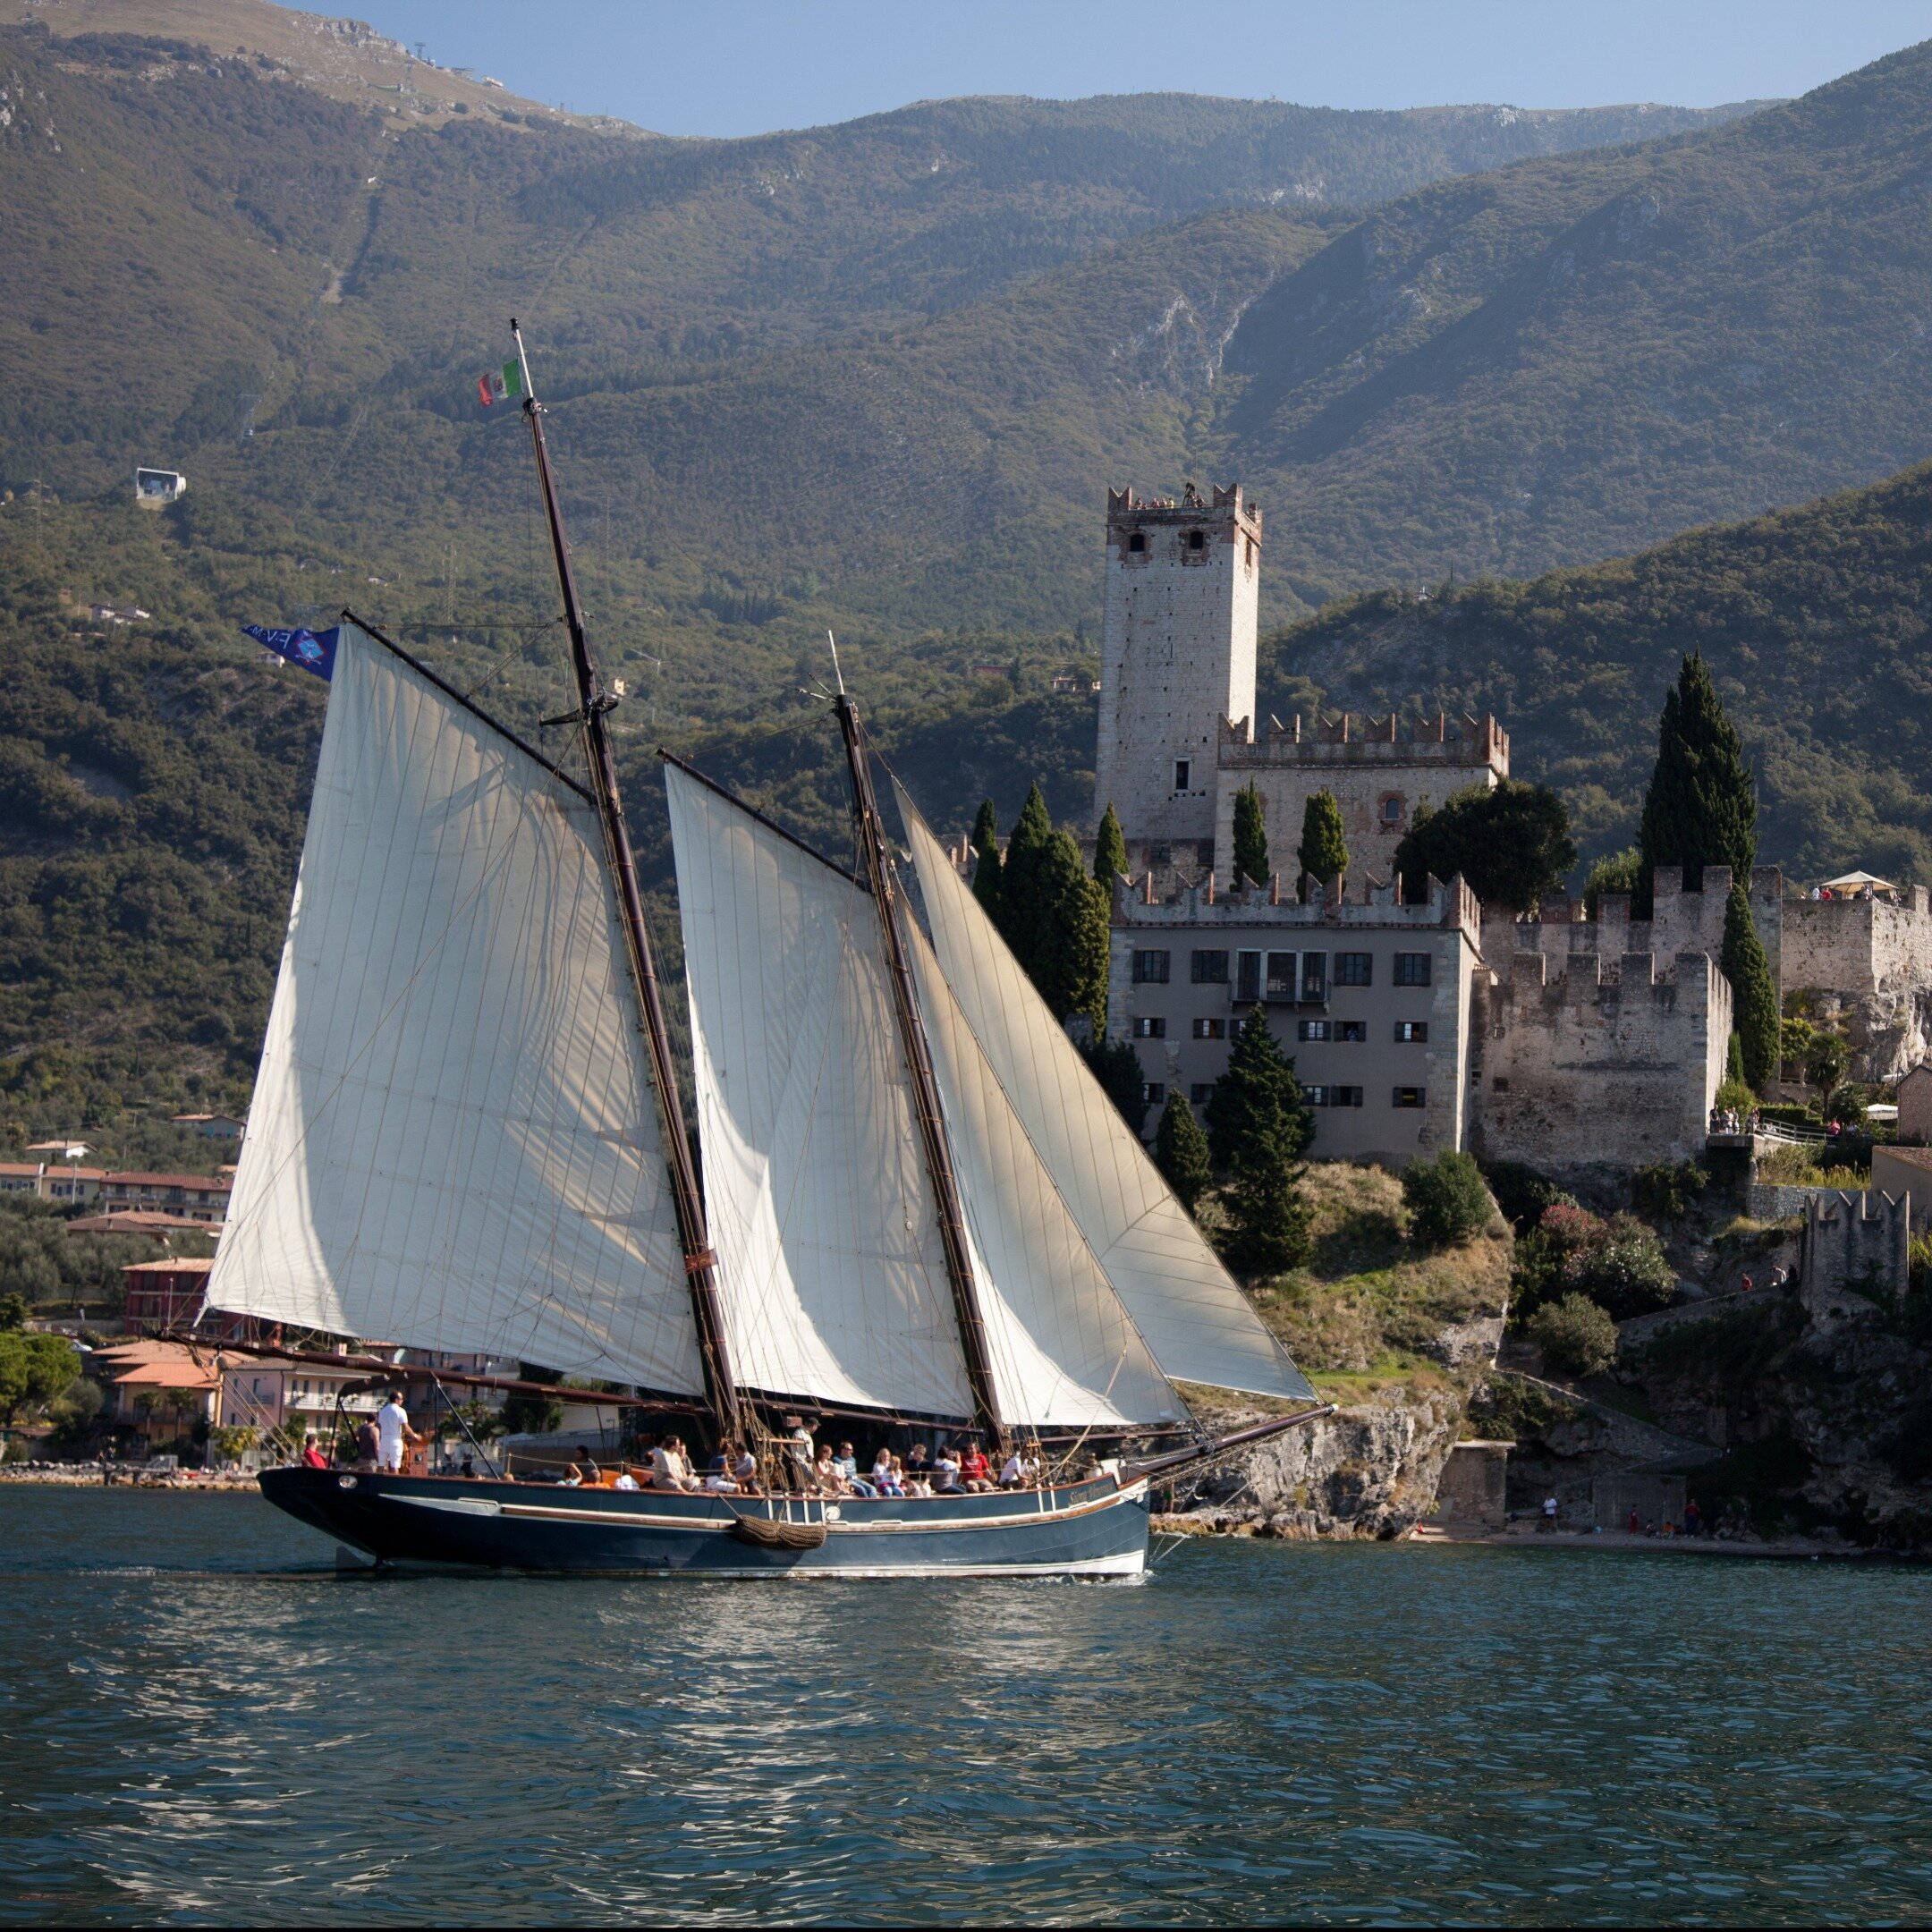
[1213,711,1508,891]
[1783,887,1932,1080]
[1485,866,1783,1011]
[1108,871,1482,1167]
[1801,1191,1911,1317]
[1095,485,1260,849]
[1472,950,1730,1180]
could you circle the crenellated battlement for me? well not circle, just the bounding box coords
[1220,709,1508,766]
[1106,481,1261,538]
[1112,866,1480,938]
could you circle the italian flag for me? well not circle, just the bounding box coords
[477,360,524,406]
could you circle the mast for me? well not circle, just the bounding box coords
[832,680,1007,1453]
[508,319,743,1441]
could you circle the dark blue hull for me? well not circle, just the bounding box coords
[258,1467,1150,1577]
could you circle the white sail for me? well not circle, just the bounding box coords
[898,788,1313,1405]
[664,767,975,1419]
[902,917,1182,1428]
[207,623,706,1394]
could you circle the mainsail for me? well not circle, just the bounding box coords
[897,784,1314,1407]
[665,765,974,1419]
[206,623,706,1394]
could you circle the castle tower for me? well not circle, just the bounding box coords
[1095,482,1260,854]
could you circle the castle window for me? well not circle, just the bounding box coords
[1192,1018,1224,1039]
[1266,951,1298,1000]
[1298,1020,1329,1041]
[1132,1016,1165,1038]
[1393,1087,1427,1109]
[1380,793,1404,825]
[1235,950,1262,1003]
[1335,952,1373,987]
[1332,1086,1364,1108]
[1142,1082,1165,1105]
[1492,1076,1510,1092]
[1301,952,1327,1000]
[1188,530,1204,551]
[1190,1082,1216,1106]
[1336,1021,1367,1042]
[1394,1021,1429,1043]
[1127,531,1147,554]
[1191,949,1229,985]
[1304,1085,1328,1107]
[1394,952,1432,987]
[1245,537,1257,569]
[1131,950,1171,985]
[1173,758,1191,792]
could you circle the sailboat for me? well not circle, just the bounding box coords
[217,326,1326,1576]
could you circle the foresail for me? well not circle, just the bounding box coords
[207,623,706,1394]
[902,918,1182,1429]
[899,787,1313,1405]
[664,766,975,1420]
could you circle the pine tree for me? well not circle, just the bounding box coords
[1029,830,1110,1031]
[1154,1089,1213,1216]
[970,799,1003,925]
[1726,1030,1747,1087]
[1297,789,1348,901]
[1206,1009,1315,1174]
[1722,880,1780,1091]
[1083,1035,1148,1135]
[1637,651,1757,912]
[997,783,1055,972]
[1093,801,1129,885]
[1232,781,1268,887]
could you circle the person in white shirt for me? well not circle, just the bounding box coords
[375,1394,419,1474]
[613,1470,640,1491]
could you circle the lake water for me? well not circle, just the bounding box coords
[2,1488,1928,1926]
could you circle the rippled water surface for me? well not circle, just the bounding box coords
[3,1489,1929,1925]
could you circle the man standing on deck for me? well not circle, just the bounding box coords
[376,1391,421,1473]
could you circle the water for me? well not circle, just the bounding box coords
[2,1490,1928,1926]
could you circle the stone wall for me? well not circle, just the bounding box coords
[1212,709,1506,891]
[1784,888,1932,1081]
[1094,484,1260,847]
[1435,1440,1510,1528]
[1801,1190,1910,1319]
[1472,949,1730,1180]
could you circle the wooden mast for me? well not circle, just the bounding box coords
[831,680,1008,1454]
[508,320,743,1443]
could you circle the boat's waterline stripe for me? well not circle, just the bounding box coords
[373,1549,1149,1580]
[381,1483,1148,1535]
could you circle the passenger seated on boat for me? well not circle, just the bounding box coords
[564,1463,586,1487]
[932,1445,962,1493]
[811,1444,845,1494]
[869,1447,894,1492]
[728,1441,762,1494]
[836,1442,877,1497]
[957,1443,995,1492]
[999,1445,1040,1489]
[651,1437,696,1491]
[614,1470,640,1490]
[301,1434,329,1470]
[577,1447,599,1482]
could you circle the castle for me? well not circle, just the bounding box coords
[1084,482,1932,1181]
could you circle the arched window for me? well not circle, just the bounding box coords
[1127,531,1146,554]
[1380,793,1404,826]
[1187,530,1205,552]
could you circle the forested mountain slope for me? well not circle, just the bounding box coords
[1262,456,1932,882]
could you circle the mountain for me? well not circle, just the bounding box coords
[1260,455,1932,882]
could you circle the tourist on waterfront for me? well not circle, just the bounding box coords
[301,1434,328,1470]
[1628,1506,1640,1535]
[1541,1494,1558,1530]
[376,1393,422,1474]
[1683,1497,1702,1538]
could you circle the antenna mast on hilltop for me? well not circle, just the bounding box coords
[508,318,743,1443]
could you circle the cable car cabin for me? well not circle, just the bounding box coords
[133,468,187,509]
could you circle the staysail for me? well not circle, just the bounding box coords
[902,917,1185,1428]
[897,784,1314,1406]
[665,765,975,1419]
[206,623,706,1394]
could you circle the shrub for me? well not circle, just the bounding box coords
[1402,1150,1492,1248]
[1714,1078,1756,1116]
[1513,1202,1675,1323]
[1483,1160,1576,1235]
[1631,1160,1707,1220]
[1529,1293,1618,1377]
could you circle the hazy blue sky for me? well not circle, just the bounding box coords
[349,1,1930,137]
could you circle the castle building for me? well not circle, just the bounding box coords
[1094,481,1507,886]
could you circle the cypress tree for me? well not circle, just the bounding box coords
[1154,1089,1214,1216]
[1297,789,1348,901]
[1206,1009,1315,1174]
[1722,880,1780,1091]
[1232,781,1268,887]
[997,783,1055,972]
[1726,1030,1747,1087]
[1637,652,1757,911]
[1093,802,1129,885]
[970,799,1002,925]
[1029,830,1110,1032]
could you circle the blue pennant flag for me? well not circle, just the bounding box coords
[245,624,338,680]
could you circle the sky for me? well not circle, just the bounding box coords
[346,1,1932,138]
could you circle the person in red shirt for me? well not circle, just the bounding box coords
[301,1433,329,1470]
[958,1442,995,1493]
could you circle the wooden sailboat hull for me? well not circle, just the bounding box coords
[258,1467,1151,1578]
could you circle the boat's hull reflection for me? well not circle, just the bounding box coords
[259,1467,1150,1577]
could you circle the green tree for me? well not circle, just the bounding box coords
[1206,1009,1314,1174]
[1092,802,1129,886]
[1027,831,1109,1031]
[1153,1089,1213,1216]
[1083,1035,1148,1136]
[0,1332,80,1425]
[1722,882,1780,1092]
[0,1292,25,1332]
[996,783,1055,970]
[1583,847,1641,917]
[1207,1012,1315,1276]
[1637,651,1757,913]
[1726,1032,1747,1087]
[1394,780,1577,912]
[1296,789,1348,900]
[1804,1030,1848,1109]
[1529,1293,1618,1377]
[970,799,1002,925]
[1402,1151,1492,1247]
[1232,781,1268,887]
